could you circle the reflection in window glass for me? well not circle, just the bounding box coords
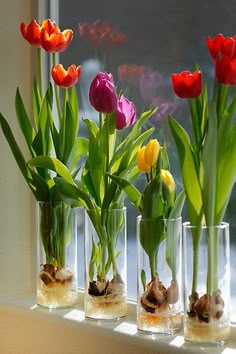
[58,0,236,300]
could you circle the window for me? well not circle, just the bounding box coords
[55,1,236,300]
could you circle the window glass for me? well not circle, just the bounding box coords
[58,0,236,300]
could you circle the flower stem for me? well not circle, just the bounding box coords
[37,47,42,98]
[52,53,62,122]
[207,227,219,294]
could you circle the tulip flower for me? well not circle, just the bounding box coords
[116,95,136,130]
[89,72,117,113]
[160,169,175,193]
[144,139,160,168]
[207,33,236,60]
[51,64,82,88]
[172,70,202,99]
[137,146,151,173]
[40,27,73,53]
[215,54,236,85]
[20,19,59,47]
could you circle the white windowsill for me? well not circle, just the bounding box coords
[1,292,236,354]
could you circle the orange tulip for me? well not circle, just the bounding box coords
[20,19,59,47]
[40,27,73,53]
[51,64,82,88]
[137,146,151,173]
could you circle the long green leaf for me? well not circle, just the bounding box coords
[63,103,76,164]
[0,113,28,181]
[67,137,89,171]
[169,116,203,226]
[15,88,35,152]
[201,102,217,225]
[55,176,94,209]
[28,156,75,185]
[107,174,142,211]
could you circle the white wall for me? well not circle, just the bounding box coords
[0,1,35,295]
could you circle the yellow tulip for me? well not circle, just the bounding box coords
[144,139,160,167]
[160,169,175,193]
[137,146,151,173]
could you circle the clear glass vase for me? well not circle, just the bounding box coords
[137,216,183,334]
[183,222,230,344]
[36,201,79,309]
[84,207,127,320]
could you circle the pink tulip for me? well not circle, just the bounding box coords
[116,95,136,130]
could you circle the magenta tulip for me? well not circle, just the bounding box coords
[89,72,117,113]
[116,95,136,130]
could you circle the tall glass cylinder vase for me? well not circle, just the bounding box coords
[137,216,183,334]
[36,201,79,309]
[84,207,127,320]
[183,222,230,344]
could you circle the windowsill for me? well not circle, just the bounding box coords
[1,292,236,354]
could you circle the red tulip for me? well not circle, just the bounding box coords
[215,55,236,85]
[116,95,136,130]
[20,19,59,47]
[51,64,82,88]
[40,28,73,53]
[171,70,202,99]
[207,34,236,60]
[89,72,117,113]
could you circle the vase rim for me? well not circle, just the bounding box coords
[182,221,229,229]
[137,215,182,222]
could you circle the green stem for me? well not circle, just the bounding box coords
[191,227,201,294]
[207,227,219,294]
[150,250,158,279]
[52,53,62,122]
[105,113,110,194]
[37,47,42,98]
[189,99,201,169]
[109,240,119,275]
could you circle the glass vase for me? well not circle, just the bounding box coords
[183,222,230,344]
[84,207,127,320]
[137,216,183,334]
[36,201,79,309]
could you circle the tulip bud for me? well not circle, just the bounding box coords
[89,72,117,113]
[144,139,160,167]
[160,169,175,193]
[137,146,151,173]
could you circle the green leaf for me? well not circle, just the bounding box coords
[38,93,51,155]
[28,156,75,185]
[142,176,164,219]
[141,269,146,292]
[169,190,186,219]
[33,77,42,128]
[15,87,35,153]
[0,113,28,180]
[48,105,62,160]
[201,102,217,226]
[165,217,182,281]
[55,176,94,210]
[107,173,142,212]
[63,103,76,164]
[69,86,79,134]
[67,137,89,171]
[83,118,105,206]
[139,217,165,277]
[215,121,236,223]
[169,116,203,226]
